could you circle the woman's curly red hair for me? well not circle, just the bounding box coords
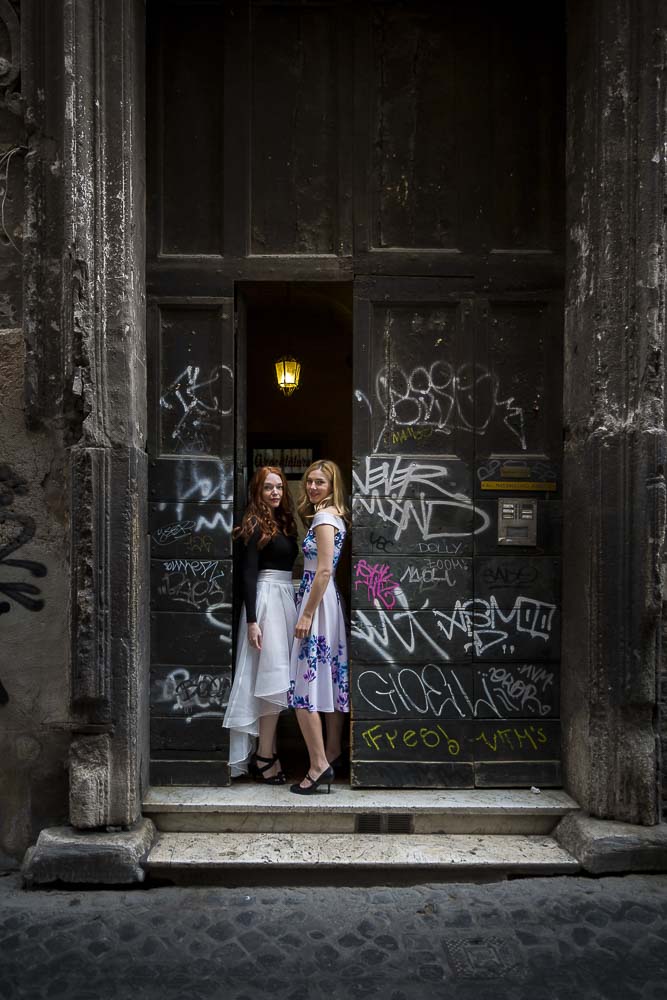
[233,466,296,548]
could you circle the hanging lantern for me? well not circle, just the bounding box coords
[275,356,301,396]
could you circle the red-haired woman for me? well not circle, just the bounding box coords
[223,467,298,783]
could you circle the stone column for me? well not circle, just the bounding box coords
[561,0,667,827]
[22,0,153,884]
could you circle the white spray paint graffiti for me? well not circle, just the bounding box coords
[192,510,233,533]
[160,364,234,452]
[352,456,490,542]
[353,556,467,602]
[354,494,487,543]
[352,589,556,662]
[356,664,473,719]
[154,509,233,558]
[360,359,526,453]
[434,596,557,657]
[158,559,228,612]
[206,600,233,647]
[155,461,234,528]
[354,389,373,415]
[153,521,195,545]
[155,667,230,716]
[175,460,233,502]
[352,590,453,663]
[353,454,458,498]
[474,664,555,718]
[399,557,468,592]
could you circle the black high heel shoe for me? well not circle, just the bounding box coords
[290,765,334,795]
[249,753,287,785]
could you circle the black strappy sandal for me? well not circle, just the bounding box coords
[249,753,287,785]
[289,765,334,795]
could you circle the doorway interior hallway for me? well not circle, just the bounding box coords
[240,281,353,777]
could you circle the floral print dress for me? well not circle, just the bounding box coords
[288,510,350,713]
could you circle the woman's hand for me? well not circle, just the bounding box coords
[295,612,313,640]
[247,622,262,650]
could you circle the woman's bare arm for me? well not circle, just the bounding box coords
[294,523,335,639]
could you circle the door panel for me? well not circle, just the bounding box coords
[354,0,564,273]
[474,297,563,463]
[250,3,339,255]
[366,3,482,252]
[155,304,234,456]
[147,298,235,786]
[351,277,475,786]
[148,4,225,257]
[350,277,562,788]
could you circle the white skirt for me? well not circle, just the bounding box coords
[222,570,297,777]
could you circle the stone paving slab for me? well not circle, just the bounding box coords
[144,786,579,835]
[147,832,579,876]
[143,785,579,815]
[2,872,667,999]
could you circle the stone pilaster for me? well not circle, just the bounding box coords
[63,0,148,831]
[21,0,149,869]
[563,0,667,824]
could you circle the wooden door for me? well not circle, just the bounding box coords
[146,2,239,785]
[349,278,563,789]
[346,0,565,788]
[147,299,235,786]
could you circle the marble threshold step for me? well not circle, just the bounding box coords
[144,831,580,885]
[143,786,579,836]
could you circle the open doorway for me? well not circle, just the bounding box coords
[236,281,353,778]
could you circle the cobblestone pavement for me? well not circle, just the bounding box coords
[1,871,666,1000]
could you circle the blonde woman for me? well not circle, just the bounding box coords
[288,460,350,794]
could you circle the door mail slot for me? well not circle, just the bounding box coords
[497,499,537,546]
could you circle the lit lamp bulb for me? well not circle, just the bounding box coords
[275,357,301,396]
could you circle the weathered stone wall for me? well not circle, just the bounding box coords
[563,0,667,825]
[0,0,70,863]
[2,0,148,865]
[0,332,70,862]
[662,593,667,819]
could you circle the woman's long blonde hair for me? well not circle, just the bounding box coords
[297,459,350,527]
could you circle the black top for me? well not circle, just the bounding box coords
[243,529,298,623]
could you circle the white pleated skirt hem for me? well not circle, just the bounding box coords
[222,570,296,777]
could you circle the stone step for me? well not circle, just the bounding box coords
[144,831,580,885]
[143,786,579,836]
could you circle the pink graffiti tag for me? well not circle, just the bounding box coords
[355,559,400,610]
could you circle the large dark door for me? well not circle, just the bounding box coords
[146,0,564,788]
[345,1,564,788]
[350,279,562,788]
